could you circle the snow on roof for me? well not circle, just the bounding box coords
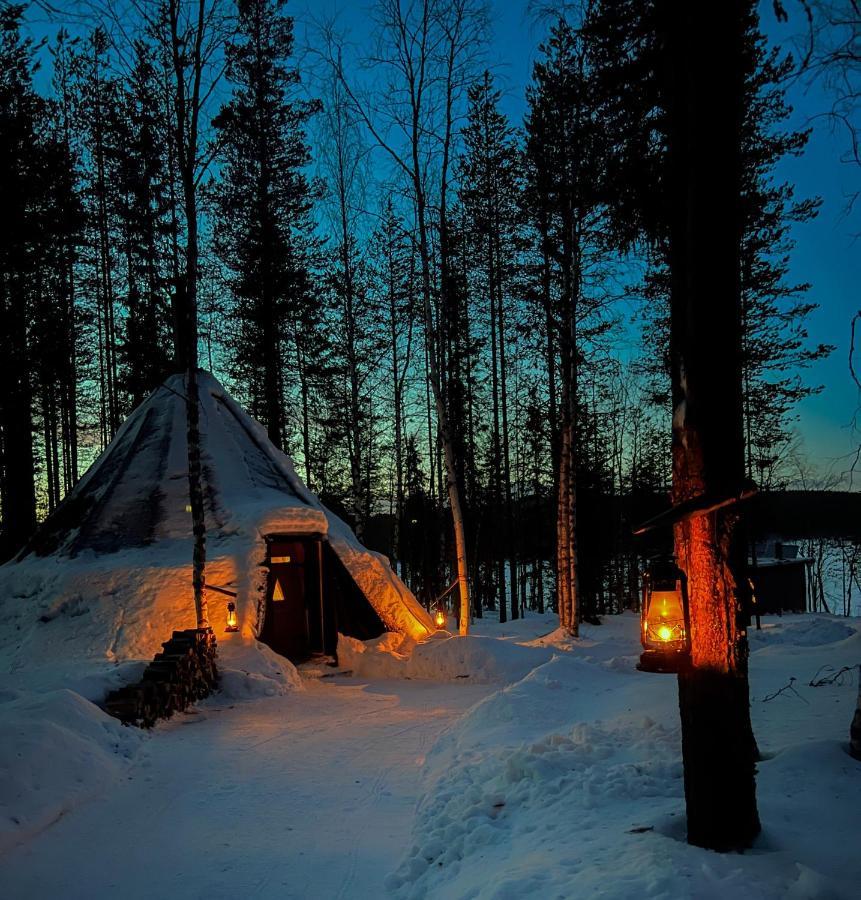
[25,373,322,559]
[0,373,433,685]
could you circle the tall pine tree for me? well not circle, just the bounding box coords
[214,0,321,452]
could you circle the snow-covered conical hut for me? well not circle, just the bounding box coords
[0,373,433,674]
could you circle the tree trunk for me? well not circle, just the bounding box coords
[167,0,209,631]
[0,275,37,560]
[488,217,505,623]
[664,0,760,851]
[390,248,405,566]
[295,329,313,487]
[415,183,470,634]
[496,227,517,621]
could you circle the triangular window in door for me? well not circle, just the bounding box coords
[272,576,286,602]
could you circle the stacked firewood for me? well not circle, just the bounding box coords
[104,628,218,728]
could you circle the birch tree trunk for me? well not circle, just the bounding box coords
[415,191,471,634]
[166,0,213,631]
[326,0,479,633]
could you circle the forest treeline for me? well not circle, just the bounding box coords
[0,0,832,622]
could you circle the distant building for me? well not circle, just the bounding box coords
[749,541,811,615]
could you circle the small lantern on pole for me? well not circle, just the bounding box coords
[434,608,446,629]
[638,556,691,673]
[225,600,239,633]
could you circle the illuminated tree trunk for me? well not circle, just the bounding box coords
[167,0,209,631]
[185,366,208,629]
[556,229,579,637]
[664,0,760,851]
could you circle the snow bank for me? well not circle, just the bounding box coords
[337,631,554,684]
[389,613,861,899]
[748,614,857,648]
[0,637,300,857]
[216,634,303,699]
[0,689,143,854]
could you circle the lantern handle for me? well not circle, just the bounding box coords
[632,481,758,536]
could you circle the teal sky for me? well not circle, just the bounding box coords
[23,0,861,484]
[294,0,860,484]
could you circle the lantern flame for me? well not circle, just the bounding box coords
[643,589,686,649]
[226,601,239,633]
[638,561,691,673]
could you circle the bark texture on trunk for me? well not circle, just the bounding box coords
[168,0,208,631]
[664,0,760,851]
[186,368,208,630]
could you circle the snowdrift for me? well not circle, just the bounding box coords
[0,689,143,854]
[389,613,861,900]
[337,630,555,684]
[0,635,301,855]
[216,634,303,699]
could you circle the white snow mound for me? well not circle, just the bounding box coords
[337,631,554,684]
[0,689,143,854]
[748,614,857,648]
[216,635,303,699]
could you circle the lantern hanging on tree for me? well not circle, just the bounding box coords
[225,600,239,633]
[638,556,691,673]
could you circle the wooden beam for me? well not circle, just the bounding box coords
[633,483,757,536]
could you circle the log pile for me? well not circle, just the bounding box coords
[104,628,218,728]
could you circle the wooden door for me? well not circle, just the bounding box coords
[260,541,310,662]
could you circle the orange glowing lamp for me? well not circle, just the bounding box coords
[638,557,691,673]
[434,609,446,629]
[226,600,239,633]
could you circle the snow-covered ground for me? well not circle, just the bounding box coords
[1,676,492,899]
[2,611,860,899]
[390,612,861,900]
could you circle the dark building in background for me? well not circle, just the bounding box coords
[749,541,811,615]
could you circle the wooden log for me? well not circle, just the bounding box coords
[104,626,218,728]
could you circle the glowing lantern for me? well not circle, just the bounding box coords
[225,601,239,633]
[638,557,691,673]
[434,609,446,629]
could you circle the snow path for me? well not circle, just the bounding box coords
[2,679,492,900]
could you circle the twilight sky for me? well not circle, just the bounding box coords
[26,0,861,484]
[292,0,860,484]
